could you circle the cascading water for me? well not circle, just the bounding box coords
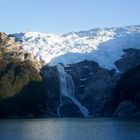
[57,64,90,117]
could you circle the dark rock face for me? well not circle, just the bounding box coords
[0,81,47,118]
[41,61,120,117]
[41,66,60,117]
[115,49,140,73]
[64,61,120,117]
[112,65,140,117]
[41,49,140,118]
[82,70,117,117]
[114,101,138,117]
[58,97,83,117]
[41,65,84,117]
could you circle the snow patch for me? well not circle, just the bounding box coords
[80,78,89,81]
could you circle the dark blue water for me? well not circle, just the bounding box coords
[0,118,140,140]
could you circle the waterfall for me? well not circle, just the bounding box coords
[57,64,90,117]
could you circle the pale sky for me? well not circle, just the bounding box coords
[0,0,140,34]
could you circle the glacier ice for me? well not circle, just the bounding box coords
[13,25,140,70]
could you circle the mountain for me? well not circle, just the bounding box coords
[0,25,140,118]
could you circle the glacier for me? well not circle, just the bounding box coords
[13,25,140,70]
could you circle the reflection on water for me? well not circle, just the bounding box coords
[0,118,140,140]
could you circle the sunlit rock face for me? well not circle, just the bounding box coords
[0,32,46,118]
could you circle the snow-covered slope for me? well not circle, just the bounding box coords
[13,25,140,70]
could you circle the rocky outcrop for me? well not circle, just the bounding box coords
[112,65,140,117]
[115,49,140,73]
[0,32,47,118]
[0,32,23,61]
[63,61,120,117]
[114,101,139,117]
[41,48,140,118]
[41,61,120,117]
[0,60,41,99]
[0,32,41,70]
[41,66,60,117]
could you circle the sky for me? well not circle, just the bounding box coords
[0,0,140,34]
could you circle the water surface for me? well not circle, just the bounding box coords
[0,118,140,140]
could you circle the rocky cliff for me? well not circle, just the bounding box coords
[0,31,140,118]
[0,33,48,118]
[42,49,140,117]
